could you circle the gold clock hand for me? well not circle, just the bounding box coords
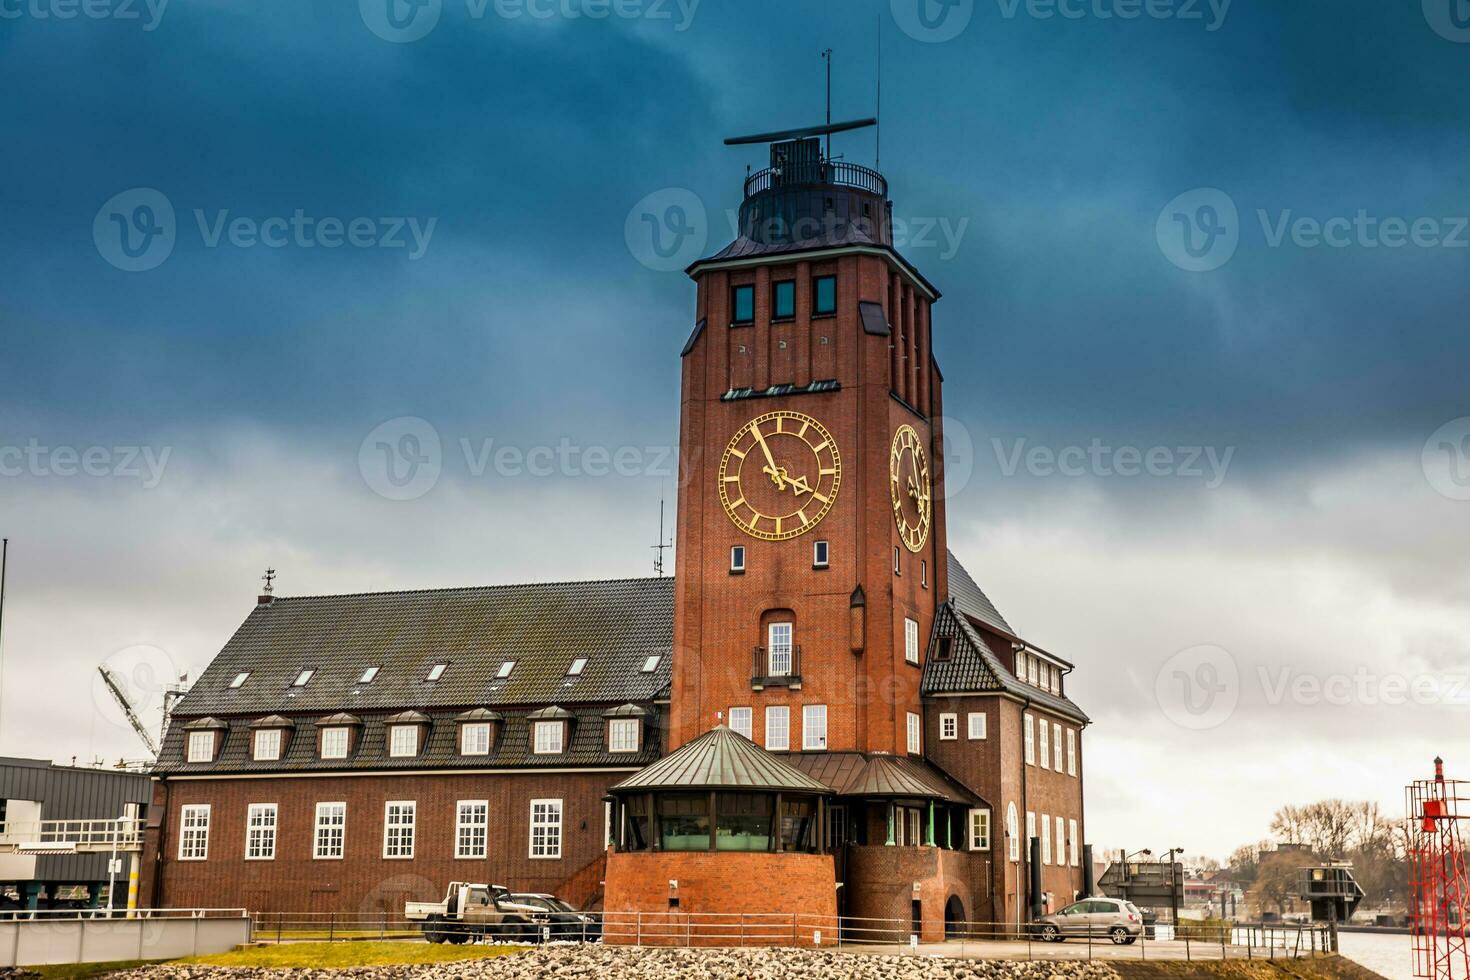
[751,425,779,475]
[788,475,814,497]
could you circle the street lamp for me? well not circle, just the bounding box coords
[1166,847,1183,930]
[1122,849,1152,903]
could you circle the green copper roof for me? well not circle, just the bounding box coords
[609,726,832,795]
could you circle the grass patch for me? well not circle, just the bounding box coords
[186,941,524,969]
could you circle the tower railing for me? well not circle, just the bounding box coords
[743,161,887,200]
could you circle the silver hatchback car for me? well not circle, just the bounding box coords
[1032,897,1143,944]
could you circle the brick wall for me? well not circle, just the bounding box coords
[844,844,989,942]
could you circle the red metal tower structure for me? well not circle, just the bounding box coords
[1408,757,1470,980]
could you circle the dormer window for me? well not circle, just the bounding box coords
[291,669,314,688]
[608,718,639,753]
[568,658,587,676]
[253,729,282,761]
[533,721,564,755]
[461,723,491,756]
[426,663,447,682]
[641,655,661,673]
[229,672,250,689]
[321,727,350,760]
[186,731,215,763]
[389,725,420,758]
[358,666,380,684]
[497,661,515,679]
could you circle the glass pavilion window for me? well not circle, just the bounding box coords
[715,793,772,851]
[658,793,711,851]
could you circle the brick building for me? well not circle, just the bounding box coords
[142,126,1090,937]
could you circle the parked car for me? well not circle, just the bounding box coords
[1032,897,1143,944]
[405,882,549,944]
[509,893,601,942]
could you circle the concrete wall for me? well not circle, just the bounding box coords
[0,915,250,966]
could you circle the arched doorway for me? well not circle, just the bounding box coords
[944,895,967,939]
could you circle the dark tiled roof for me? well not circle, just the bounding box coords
[154,705,662,776]
[786,752,984,806]
[609,726,831,795]
[171,577,674,718]
[946,551,1013,635]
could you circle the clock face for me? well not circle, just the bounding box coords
[718,411,842,541]
[891,424,931,553]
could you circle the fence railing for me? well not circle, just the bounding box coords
[0,819,144,850]
[0,909,251,967]
[249,909,1337,961]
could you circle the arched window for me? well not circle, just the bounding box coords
[1007,802,1020,863]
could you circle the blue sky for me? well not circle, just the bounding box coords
[2,0,1468,858]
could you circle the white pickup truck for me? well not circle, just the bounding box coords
[405,882,549,944]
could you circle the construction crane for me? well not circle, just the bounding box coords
[97,665,159,757]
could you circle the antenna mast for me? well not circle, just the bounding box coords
[651,499,672,577]
[822,48,833,160]
[875,17,882,169]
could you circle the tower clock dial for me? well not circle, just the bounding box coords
[891,424,931,553]
[718,411,842,541]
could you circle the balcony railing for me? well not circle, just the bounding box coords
[743,161,887,200]
[751,646,802,690]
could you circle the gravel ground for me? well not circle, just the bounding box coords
[114,945,1126,980]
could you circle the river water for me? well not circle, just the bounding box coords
[1335,931,1413,980]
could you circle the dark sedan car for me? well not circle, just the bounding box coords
[508,893,601,942]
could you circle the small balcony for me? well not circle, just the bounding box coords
[751,645,802,691]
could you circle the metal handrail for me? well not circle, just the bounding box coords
[743,162,887,199]
[0,818,144,848]
[751,645,801,683]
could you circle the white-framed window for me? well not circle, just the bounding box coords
[321,727,350,760]
[729,707,753,740]
[389,725,419,758]
[906,712,921,754]
[609,718,640,753]
[969,808,991,851]
[568,658,587,676]
[967,712,987,740]
[641,655,661,673]
[768,623,793,676]
[456,800,488,859]
[1007,803,1020,862]
[765,705,789,751]
[461,723,491,756]
[1041,812,1051,864]
[246,803,277,860]
[730,545,746,572]
[1026,810,1036,860]
[939,713,958,740]
[383,801,415,859]
[497,661,515,678]
[802,705,827,750]
[1039,720,1050,770]
[229,672,249,689]
[426,663,447,682]
[904,617,920,665]
[921,559,927,587]
[292,669,314,687]
[178,804,210,860]
[894,545,901,574]
[1067,728,1077,776]
[813,540,829,568]
[1056,816,1066,868]
[314,803,346,859]
[253,729,282,762]
[533,721,565,755]
[186,731,215,763]
[1069,819,1079,866]
[529,799,562,859]
[1027,657,1038,686]
[358,666,380,684]
[1053,723,1064,771]
[1015,650,1027,681]
[1023,713,1035,765]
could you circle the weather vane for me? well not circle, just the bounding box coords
[261,567,276,596]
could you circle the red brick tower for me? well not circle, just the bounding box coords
[670,122,948,759]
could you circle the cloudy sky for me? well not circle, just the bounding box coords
[1,0,1468,861]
